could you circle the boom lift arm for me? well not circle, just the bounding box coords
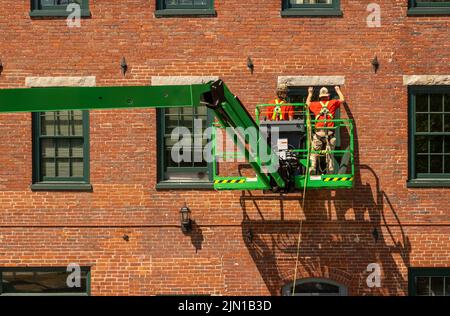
[0,79,285,191]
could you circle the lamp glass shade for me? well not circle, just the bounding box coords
[180,206,191,224]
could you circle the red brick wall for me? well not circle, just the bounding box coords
[0,0,449,295]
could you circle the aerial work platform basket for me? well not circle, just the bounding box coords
[212,102,354,191]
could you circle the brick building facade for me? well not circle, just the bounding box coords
[0,1,449,295]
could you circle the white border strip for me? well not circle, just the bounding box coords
[25,76,96,87]
[151,76,219,86]
[278,76,345,87]
[403,75,450,86]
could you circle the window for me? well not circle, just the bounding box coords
[282,278,348,296]
[409,268,450,296]
[281,0,342,16]
[30,0,91,17]
[155,0,216,17]
[408,0,450,15]
[156,107,214,189]
[408,87,450,187]
[32,110,91,191]
[0,267,90,296]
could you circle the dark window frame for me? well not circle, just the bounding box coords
[408,0,450,16]
[282,278,348,296]
[281,0,342,17]
[0,267,90,296]
[408,267,450,296]
[155,0,216,17]
[408,86,450,188]
[30,0,91,18]
[31,110,92,191]
[156,107,214,189]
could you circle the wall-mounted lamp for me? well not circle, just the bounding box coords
[247,56,254,74]
[0,59,3,75]
[120,57,128,77]
[371,55,379,73]
[180,203,192,233]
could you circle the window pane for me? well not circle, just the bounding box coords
[416,114,428,132]
[416,277,430,296]
[445,136,450,153]
[41,158,56,178]
[71,110,83,136]
[41,139,55,158]
[72,158,84,177]
[430,155,443,173]
[445,94,450,112]
[290,0,333,4]
[416,94,428,112]
[57,158,70,177]
[71,139,84,178]
[41,0,79,6]
[416,154,428,173]
[445,156,450,173]
[165,169,208,181]
[179,115,193,130]
[196,105,207,116]
[430,114,443,132]
[182,107,193,115]
[1,269,88,294]
[165,114,180,131]
[430,136,443,153]
[446,277,450,296]
[430,94,443,112]
[415,136,428,153]
[41,139,56,178]
[165,0,208,7]
[71,139,84,158]
[164,136,179,148]
[56,111,70,136]
[294,281,340,294]
[431,277,444,296]
[41,112,55,136]
[444,114,450,132]
[56,139,70,158]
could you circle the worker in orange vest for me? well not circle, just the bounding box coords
[306,86,345,175]
[265,85,294,121]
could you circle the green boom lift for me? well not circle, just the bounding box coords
[0,79,354,192]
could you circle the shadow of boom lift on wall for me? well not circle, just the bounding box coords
[239,102,411,295]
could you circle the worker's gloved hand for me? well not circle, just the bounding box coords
[312,138,323,151]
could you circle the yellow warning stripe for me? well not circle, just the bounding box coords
[214,179,246,184]
[323,177,354,182]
